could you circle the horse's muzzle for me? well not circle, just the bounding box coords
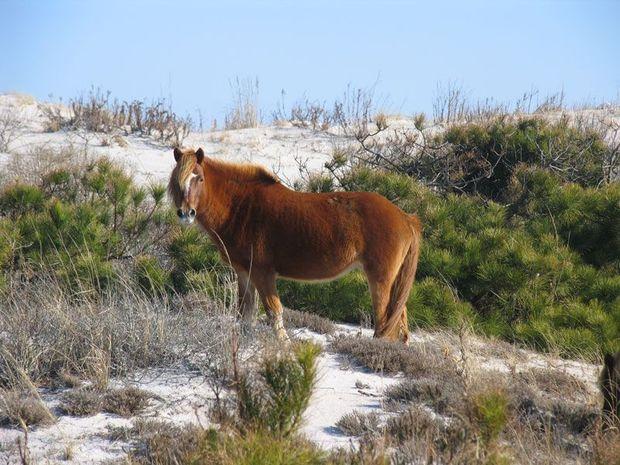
[177,208,196,224]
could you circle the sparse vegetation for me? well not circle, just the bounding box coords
[40,88,191,146]
[336,410,382,436]
[330,337,603,465]
[0,390,54,427]
[284,308,337,334]
[224,77,261,130]
[0,109,25,152]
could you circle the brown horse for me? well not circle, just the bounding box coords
[168,147,422,343]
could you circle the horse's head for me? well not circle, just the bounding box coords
[169,147,205,225]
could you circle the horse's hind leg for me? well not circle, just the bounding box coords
[364,245,410,342]
[251,271,289,341]
[365,265,400,341]
[236,269,257,328]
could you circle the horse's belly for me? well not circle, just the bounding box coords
[278,260,362,283]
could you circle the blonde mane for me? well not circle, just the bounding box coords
[206,158,279,185]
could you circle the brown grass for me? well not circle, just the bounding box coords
[111,419,203,465]
[59,388,103,417]
[59,386,151,417]
[330,334,451,376]
[335,410,382,436]
[102,386,152,417]
[0,390,54,427]
[284,308,336,335]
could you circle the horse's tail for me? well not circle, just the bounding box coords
[379,214,422,341]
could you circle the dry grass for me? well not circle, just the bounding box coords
[526,367,591,402]
[224,77,261,130]
[60,386,151,417]
[40,89,191,146]
[0,390,54,427]
[335,410,382,436]
[284,308,336,334]
[59,388,103,417]
[109,419,203,465]
[330,330,602,464]
[384,376,463,415]
[329,334,451,376]
[103,386,152,417]
[0,274,239,390]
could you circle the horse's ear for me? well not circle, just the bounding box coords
[196,148,205,164]
[173,147,182,162]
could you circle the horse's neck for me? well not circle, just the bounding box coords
[201,175,246,233]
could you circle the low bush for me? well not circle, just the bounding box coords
[286,165,619,358]
[121,419,204,465]
[283,308,337,334]
[348,115,616,199]
[102,386,151,417]
[59,388,103,416]
[330,335,450,377]
[384,377,462,414]
[508,165,620,269]
[279,272,371,324]
[237,342,320,437]
[336,410,382,436]
[470,389,510,444]
[0,390,54,427]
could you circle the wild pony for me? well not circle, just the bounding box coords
[168,147,422,343]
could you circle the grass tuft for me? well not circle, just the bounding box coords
[0,390,54,427]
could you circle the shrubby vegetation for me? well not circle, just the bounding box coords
[40,88,191,146]
[332,332,611,465]
[283,116,620,358]
[122,341,387,465]
[0,115,617,365]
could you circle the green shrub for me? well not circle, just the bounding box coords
[168,227,224,293]
[0,157,172,293]
[197,428,331,465]
[508,166,620,269]
[407,277,476,330]
[440,117,609,199]
[135,255,171,296]
[284,165,620,357]
[471,389,510,444]
[237,342,320,437]
[0,219,19,270]
[0,184,45,215]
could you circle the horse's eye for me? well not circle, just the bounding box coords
[198,177,203,182]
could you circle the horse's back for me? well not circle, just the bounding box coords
[256,186,418,279]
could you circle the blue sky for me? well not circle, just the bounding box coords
[1,0,618,123]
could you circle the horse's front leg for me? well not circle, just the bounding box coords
[251,271,289,342]
[236,269,257,329]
